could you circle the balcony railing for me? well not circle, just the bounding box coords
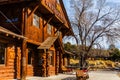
[42,0,68,26]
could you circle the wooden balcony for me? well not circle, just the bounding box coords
[41,0,69,28]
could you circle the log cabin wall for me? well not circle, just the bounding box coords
[47,47,56,76]
[0,3,24,79]
[26,8,58,77]
[0,0,72,79]
[0,36,22,80]
[26,44,39,76]
[26,8,56,43]
[27,8,43,43]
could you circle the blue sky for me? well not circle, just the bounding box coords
[63,0,120,49]
[107,0,120,2]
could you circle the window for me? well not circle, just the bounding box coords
[0,43,6,64]
[33,14,40,28]
[28,48,32,65]
[47,24,52,35]
[49,50,54,66]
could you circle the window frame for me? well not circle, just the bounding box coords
[49,50,54,66]
[0,42,7,65]
[33,13,40,28]
[28,48,33,65]
[47,23,52,35]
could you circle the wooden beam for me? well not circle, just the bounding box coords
[13,35,15,38]
[18,37,20,40]
[28,4,39,18]
[54,23,64,34]
[43,14,54,27]
[5,33,9,36]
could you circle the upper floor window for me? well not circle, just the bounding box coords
[28,48,32,65]
[0,43,6,64]
[33,14,40,28]
[47,24,52,35]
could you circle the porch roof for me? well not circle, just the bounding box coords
[37,36,58,49]
[65,50,74,55]
[0,26,26,39]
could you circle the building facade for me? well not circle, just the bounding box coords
[0,0,72,79]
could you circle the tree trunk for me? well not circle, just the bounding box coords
[79,54,83,70]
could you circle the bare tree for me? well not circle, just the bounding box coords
[69,0,120,68]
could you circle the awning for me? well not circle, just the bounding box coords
[37,36,58,49]
[65,50,74,55]
[0,26,26,39]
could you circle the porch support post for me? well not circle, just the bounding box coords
[21,40,27,80]
[21,7,28,80]
[41,49,47,77]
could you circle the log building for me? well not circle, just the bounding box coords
[0,0,73,79]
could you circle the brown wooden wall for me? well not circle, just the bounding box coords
[0,38,21,79]
[0,0,71,79]
[0,44,16,79]
[47,47,56,76]
[27,8,57,43]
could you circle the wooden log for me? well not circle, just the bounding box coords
[21,7,27,80]
[5,33,9,36]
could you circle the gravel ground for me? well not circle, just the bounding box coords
[88,70,120,80]
[27,73,76,80]
[27,70,120,80]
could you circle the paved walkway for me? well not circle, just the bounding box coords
[27,70,120,80]
[27,73,76,80]
[88,70,120,80]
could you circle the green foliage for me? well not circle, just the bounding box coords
[64,42,71,51]
[109,44,115,50]
[64,42,77,52]
[111,48,120,61]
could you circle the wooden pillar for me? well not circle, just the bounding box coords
[41,49,47,77]
[21,40,27,80]
[56,50,59,75]
[21,7,28,80]
[16,47,21,79]
[59,51,63,73]
[45,49,49,77]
